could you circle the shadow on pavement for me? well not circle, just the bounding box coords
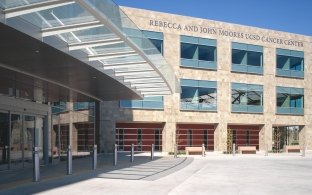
[0,153,192,195]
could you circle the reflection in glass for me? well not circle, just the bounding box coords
[0,112,9,170]
[10,114,22,167]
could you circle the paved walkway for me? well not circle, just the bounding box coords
[1,153,312,195]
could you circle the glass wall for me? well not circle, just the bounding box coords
[180,35,217,70]
[180,79,217,111]
[231,83,263,113]
[276,48,304,78]
[232,42,263,74]
[276,86,304,115]
[0,111,45,170]
[51,102,95,160]
[0,112,9,170]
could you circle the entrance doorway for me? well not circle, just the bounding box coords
[272,126,300,153]
[0,110,45,170]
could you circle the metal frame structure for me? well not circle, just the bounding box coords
[0,0,177,98]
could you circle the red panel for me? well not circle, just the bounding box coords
[176,123,215,151]
[115,123,163,151]
[177,124,215,129]
[116,123,164,129]
[229,125,260,150]
[228,125,260,130]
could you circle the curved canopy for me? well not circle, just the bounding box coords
[0,0,177,98]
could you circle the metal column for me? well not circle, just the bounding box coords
[5,145,9,170]
[67,145,72,175]
[130,144,134,162]
[232,143,236,156]
[32,147,40,182]
[114,144,117,166]
[92,145,97,170]
[202,144,205,157]
[151,144,154,160]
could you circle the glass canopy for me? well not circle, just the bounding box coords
[0,0,176,97]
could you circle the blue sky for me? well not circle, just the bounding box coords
[114,0,312,36]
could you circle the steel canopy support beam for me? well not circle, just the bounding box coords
[115,68,154,73]
[88,51,137,61]
[103,63,148,70]
[137,88,170,92]
[124,78,162,82]
[131,83,167,87]
[142,91,171,95]
[41,21,104,37]
[68,38,123,51]
[76,0,173,94]
[4,0,75,19]
[115,70,156,77]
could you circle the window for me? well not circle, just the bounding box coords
[232,42,263,74]
[231,83,263,113]
[276,86,304,115]
[52,102,67,114]
[187,130,192,146]
[180,35,217,70]
[246,130,250,145]
[117,129,124,151]
[276,49,304,78]
[137,129,142,151]
[143,30,163,55]
[232,130,237,145]
[120,96,164,109]
[180,79,217,111]
[154,129,160,151]
[204,130,208,148]
[74,102,90,111]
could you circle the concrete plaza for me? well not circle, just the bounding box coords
[0,153,312,195]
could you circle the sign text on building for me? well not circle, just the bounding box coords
[149,20,304,47]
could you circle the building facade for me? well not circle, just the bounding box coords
[100,7,312,153]
[0,0,175,171]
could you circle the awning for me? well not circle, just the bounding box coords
[0,0,177,98]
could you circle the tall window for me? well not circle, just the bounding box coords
[154,129,160,151]
[246,130,250,145]
[180,79,217,111]
[117,129,124,151]
[180,35,217,70]
[231,83,263,113]
[276,86,304,115]
[187,130,193,146]
[137,129,142,151]
[276,49,304,78]
[232,130,237,145]
[232,42,263,74]
[204,130,208,148]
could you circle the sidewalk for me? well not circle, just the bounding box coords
[0,153,191,194]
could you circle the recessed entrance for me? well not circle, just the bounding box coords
[0,110,45,171]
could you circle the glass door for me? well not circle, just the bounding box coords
[0,111,9,171]
[35,116,44,164]
[10,113,23,169]
[23,115,35,168]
